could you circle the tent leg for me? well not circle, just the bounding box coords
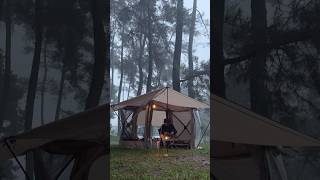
[196,121,210,148]
[4,138,32,180]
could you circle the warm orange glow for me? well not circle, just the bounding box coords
[164,136,169,140]
[152,104,157,109]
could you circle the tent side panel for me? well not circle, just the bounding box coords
[172,111,193,145]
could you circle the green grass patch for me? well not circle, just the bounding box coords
[111,144,210,180]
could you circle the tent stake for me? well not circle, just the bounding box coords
[4,138,31,180]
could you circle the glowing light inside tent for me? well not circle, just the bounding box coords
[164,136,169,140]
[152,104,157,109]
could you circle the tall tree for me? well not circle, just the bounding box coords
[54,53,67,120]
[0,0,12,124]
[136,1,147,95]
[187,0,197,98]
[85,0,107,109]
[117,25,125,103]
[250,0,270,180]
[24,0,43,178]
[137,35,146,96]
[110,21,116,102]
[146,0,154,92]
[212,0,225,98]
[54,25,80,120]
[250,0,271,118]
[172,0,183,92]
[211,1,225,179]
[40,38,48,125]
[117,25,125,136]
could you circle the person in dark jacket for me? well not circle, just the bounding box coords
[158,118,177,148]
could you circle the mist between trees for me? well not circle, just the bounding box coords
[0,0,210,179]
[110,0,210,141]
[0,0,108,179]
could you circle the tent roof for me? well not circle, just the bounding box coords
[0,105,107,161]
[213,95,320,146]
[111,87,209,111]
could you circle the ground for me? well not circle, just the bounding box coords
[111,143,210,180]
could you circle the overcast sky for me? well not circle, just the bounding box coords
[184,0,210,63]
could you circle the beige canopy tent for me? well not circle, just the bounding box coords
[111,87,209,148]
[212,95,320,180]
[1,89,320,179]
[0,105,108,180]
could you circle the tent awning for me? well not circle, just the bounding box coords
[0,105,107,161]
[213,95,320,146]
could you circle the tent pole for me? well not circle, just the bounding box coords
[166,87,168,118]
[196,120,210,148]
[144,103,151,148]
[4,138,32,180]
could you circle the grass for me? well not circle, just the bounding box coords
[110,135,119,145]
[111,144,210,180]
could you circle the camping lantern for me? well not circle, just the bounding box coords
[164,135,169,140]
[152,104,157,109]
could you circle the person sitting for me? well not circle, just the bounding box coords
[158,118,177,148]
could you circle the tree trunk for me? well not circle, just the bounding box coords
[137,35,146,96]
[117,25,125,136]
[146,0,154,92]
[54,62,66,121]
[0,0,3,20]
[24,0,44,179]
[127,80,131,99]
[157,68,162,88]
[172,0,183,92]
[85,0,107,109]
[212,0,226,98]
[211,1,226,179]
[250,0,271,118]
[35,38,51,180]
[40,39,48,125]
[250,0,271,180]
[187,0,197,98]
[117,26,124,103]
[0,0,3,83]
[122,79,126,100]
[0,0,12,124]
[110,29,116,103]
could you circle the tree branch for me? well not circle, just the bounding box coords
[223,29,315,65]
[196,9,209,38]
[180,70,208,82]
